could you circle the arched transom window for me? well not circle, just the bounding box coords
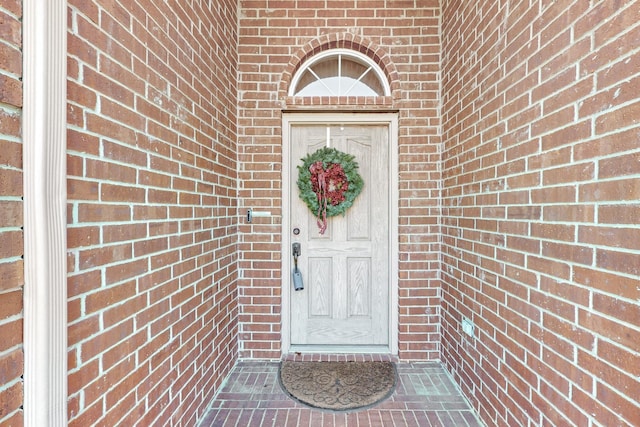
[289,49,390,97]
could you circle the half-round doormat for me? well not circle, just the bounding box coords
[278,361,397,412]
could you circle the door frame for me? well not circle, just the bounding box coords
[281,112,399,355]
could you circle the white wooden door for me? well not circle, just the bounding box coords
[289,124,390,350]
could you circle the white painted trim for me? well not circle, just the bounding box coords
[281,113,399,356]
[23,0,68,425]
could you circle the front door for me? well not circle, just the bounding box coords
[287,122,390,351]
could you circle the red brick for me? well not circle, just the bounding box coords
[0,113,20,144]
[580,76,640,119]
[531,223,575,242]
[101,389,137,427]
[0,74,22,107]
[0,382,23,422]
[531,186,580,205]
[543,204,594,223]
[102,295,146,331]
[540,120,591,152]
[68,315,100,348]
[598,340,640,378]
[138,170,172,189]
[0,319,21,353]
[598,204,640,225]
[0,42,20,77]
[573,266,639,301]
[544,312,594,351]
[67,79,98,111]
[598,53,640,92]
[0,8,21,45]
[100,183,146,203]
[533,326,575,366]
[596,248,640,276]
[85,157,137,183]
[77,203,132,223]
[1,1,24,425]
[0,290,21,321]
[98,53,145,96]
[539,276,589,307]
[67,360,99,395]
[573,127,639,161]
[84,356,136,406]
[0,231,22,260]
[80,319,134,363]
[530,389,574,426]
[572,386,625,427]
[543,75,592,114]
[530,289,576,322]
[67,178,100,201]
[580,225,640,251]
[0,349,22,385]
[541,241,593,265]
[595,101,640,135]
[102,140,148,167]
[579,178,640,203]
[105,258,148,285]
[102,223,147,244]
[579,349,637,401]
[599,151,640,179]
[0,169,21,197]
[537,381,588,426]
[67,270,102,298]
[0,200,22,228]
[542,162,594,185]
[67,226,100,249]
[593,0,640,49]
[78,244,133,271]
[579,309,639,352]
[86,281,137,314]
[596,381,640,426]
[531,105,575,137]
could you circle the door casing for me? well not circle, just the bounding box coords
[281,112,399,355]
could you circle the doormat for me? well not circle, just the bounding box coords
[278,361,396,412]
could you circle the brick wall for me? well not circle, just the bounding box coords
[237,0,442,360]
[0,0,24,424]
[66,0,239,425]
[441,1,640,426]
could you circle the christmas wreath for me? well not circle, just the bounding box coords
[297,147,364,234]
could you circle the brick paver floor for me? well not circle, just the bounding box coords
[200,354,483,426]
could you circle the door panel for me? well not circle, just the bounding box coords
[289,124,389,349]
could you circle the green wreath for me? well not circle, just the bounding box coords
[297,147,364,234]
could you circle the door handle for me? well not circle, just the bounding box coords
[292,243,303,291]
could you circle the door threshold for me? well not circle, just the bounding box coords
[289,344,392,354]
[283,352,399,363]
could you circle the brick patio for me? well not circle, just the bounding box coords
[200,355,483,427]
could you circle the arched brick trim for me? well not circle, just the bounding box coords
[279,32,401,104]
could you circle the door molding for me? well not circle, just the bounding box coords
[281,113,399,355]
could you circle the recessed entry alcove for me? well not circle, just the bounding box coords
[4,1,638,426]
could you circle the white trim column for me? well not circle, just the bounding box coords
[23,0,68,425]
